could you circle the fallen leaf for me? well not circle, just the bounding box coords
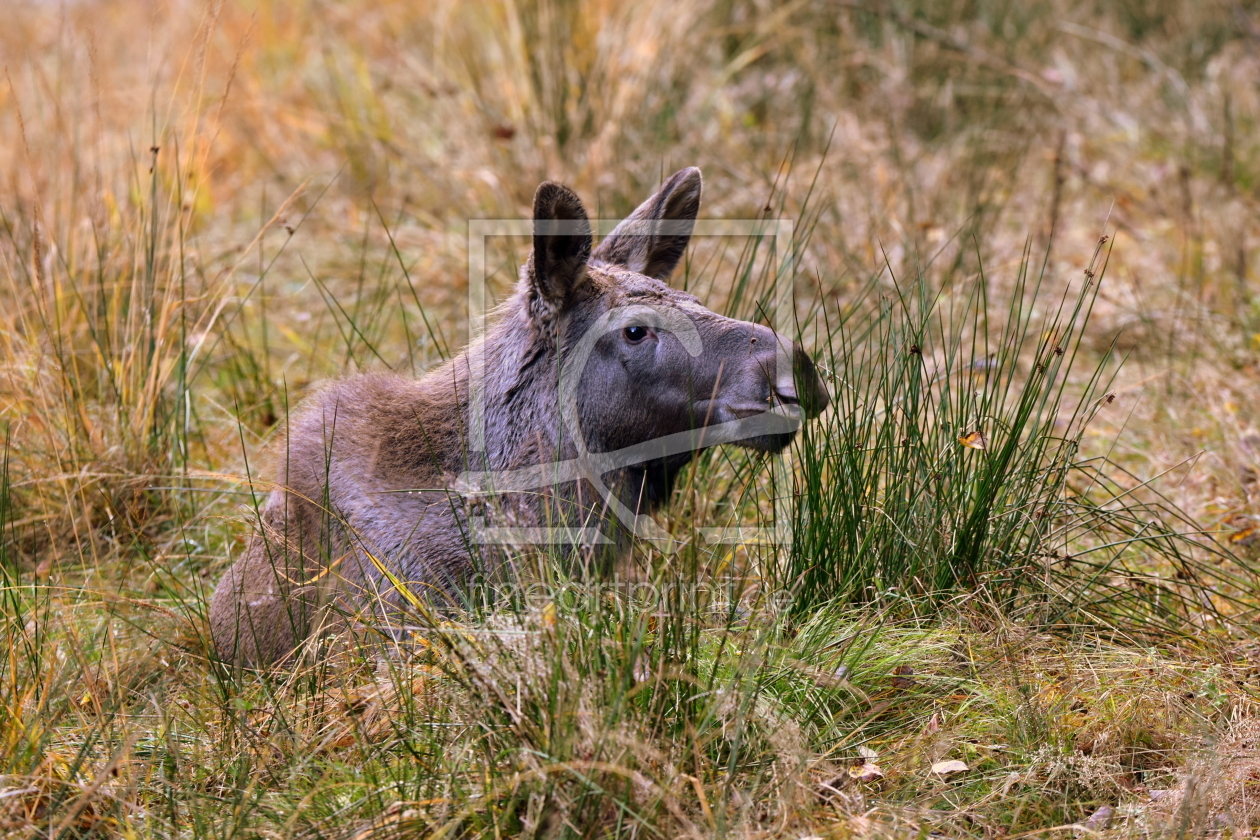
[931,759,969,776]
[849,761,883,782]
[1231,526,1260,546]
[865,699,894,717]
[958,431,988,450]
[1082,804,1114,832]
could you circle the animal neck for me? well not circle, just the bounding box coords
[466,313,565,469]
[462,307,694,539]
[607,454,693,516]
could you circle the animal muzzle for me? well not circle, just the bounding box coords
[717,332,830,454]
[773,343,830,418]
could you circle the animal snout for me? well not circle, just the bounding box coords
[790,343,830,418]
[762,337,830,419]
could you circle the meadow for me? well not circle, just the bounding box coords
[3,0,1260,836]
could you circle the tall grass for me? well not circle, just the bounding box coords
[784,237,1252,636]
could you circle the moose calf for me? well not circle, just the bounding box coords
[210,168,829,667]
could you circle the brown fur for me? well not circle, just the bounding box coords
[209,168,829,667]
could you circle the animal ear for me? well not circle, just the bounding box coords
[527,181,593,317]
[593,167,702,281]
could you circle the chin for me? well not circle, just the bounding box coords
[736,432,797,454]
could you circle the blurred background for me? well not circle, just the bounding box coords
[3,2,1260,835]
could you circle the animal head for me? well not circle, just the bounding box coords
[517,167,829,466]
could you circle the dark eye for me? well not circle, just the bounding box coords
[623,325,649,343]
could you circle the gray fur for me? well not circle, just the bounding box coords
[209,168,830,667]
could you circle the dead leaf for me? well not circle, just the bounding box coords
[958,431,988,450]
[1231,526,1260,546]
[890,665,916,690]
[865,699,894,717]
[849,761,884,783]
[931,759,969,776]
[1081,804,1114,832]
